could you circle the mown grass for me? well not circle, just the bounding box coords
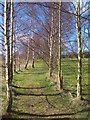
[2,58,90,119]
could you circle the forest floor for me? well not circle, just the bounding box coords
[1,58,90,119]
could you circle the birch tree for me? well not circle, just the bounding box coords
[57,1,63,91]
[4,0,13,112]
[31,38,35,68]
[76,0,82,99]
[18,48,21,71]
[49,4,54,77]
[25,39,30,69]
[4,0,11,100]
[13,28,17,72]
[10,1,14,81]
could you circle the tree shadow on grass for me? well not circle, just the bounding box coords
[12,88,63,97]
[12,83,56,90]
[1,116,85,120]
[2,107,89,120]
[12,86,90,104]
[2,89,89,120]
[22,71,47,75]
[11,108,88,116]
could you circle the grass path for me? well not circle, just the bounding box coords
[2,59,89,119]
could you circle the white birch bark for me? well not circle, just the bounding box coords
[49,5,54,77]
[4,0,10,99]
[76,0,82,99]
[25,39,30,69]
[13,32,17,72]
[4,0,9,98]
[13,19,17,72]
[10,0,13,81]
[18,50,21,71]
[57,1,63,91]
[32,36,35,68]
[31,22,35,68]
[4,0,13,113]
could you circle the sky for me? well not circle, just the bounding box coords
[0,1,4,54]
[0,1,90,55]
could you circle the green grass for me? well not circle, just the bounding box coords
[2,58,90,119]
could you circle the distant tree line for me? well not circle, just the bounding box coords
[62,51,90,58]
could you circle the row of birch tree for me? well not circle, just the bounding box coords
[2,0,89,114]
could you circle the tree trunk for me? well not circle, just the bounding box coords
[25,39,30,69]
[4,0,11,100]
[57,1,63,91]
[32,51,35,68]
[76,0,82,99]
[18,51,21,71]
[13,16,17,73]
[6,85,12,113]
[31,25,35,68]
[49,5,54,77]
[4,0,13,113]
[13,33,17,72]
[10,1,14,81]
